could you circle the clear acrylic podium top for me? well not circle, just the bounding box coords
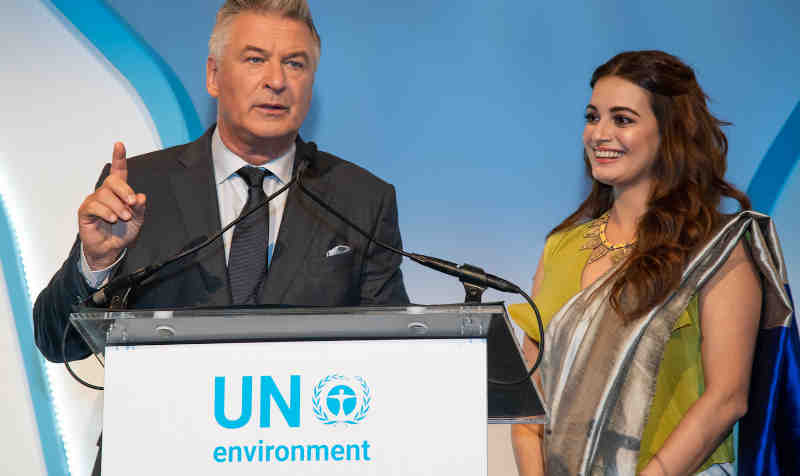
[70,302,545,423]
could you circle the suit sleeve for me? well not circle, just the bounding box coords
[359,184,410,305]
[33,164,112,362]
[33,238,95,362]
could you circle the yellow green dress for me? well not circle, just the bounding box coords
[508,219,734,473]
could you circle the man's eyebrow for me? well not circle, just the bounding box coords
[239,46,310,62]
[241,45,268,55]
[283,51,310,61]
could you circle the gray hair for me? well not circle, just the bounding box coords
[208,0,321,66]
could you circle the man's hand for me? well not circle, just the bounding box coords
[78,142,147,270]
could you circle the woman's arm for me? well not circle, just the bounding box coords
[639,242,762,476]
[512,336,546,475]
[511,253,546,476]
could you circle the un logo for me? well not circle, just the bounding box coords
[312,375,371,425]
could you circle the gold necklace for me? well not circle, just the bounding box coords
[581,213,636,264]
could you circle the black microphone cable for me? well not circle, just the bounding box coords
[296,173,544,385]
[61,321,104,390]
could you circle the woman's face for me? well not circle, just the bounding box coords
[583,76,661,193]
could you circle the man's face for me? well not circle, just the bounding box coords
[207,12,316,156]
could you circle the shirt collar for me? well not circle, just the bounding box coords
[211,127,296,185]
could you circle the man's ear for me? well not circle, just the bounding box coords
[206,56,220,98]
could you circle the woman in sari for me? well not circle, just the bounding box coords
[510,50,796,475]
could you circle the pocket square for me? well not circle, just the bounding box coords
[326,244,352,257]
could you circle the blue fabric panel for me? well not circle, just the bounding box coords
[738,285,800,475]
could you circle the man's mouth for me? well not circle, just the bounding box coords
[255,103,289,112]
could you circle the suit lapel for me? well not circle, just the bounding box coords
[170,128,231,306]
[259,139,330,304]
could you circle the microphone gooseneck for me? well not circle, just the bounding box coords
[295,172,545,385]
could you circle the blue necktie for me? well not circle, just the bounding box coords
[228,166,270,304]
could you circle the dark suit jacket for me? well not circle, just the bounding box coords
[34,127,409,362]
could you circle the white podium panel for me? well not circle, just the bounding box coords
[103,339,487,475]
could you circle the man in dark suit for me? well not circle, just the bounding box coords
[34,0,409,363]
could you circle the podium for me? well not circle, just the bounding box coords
[71,304,544,475]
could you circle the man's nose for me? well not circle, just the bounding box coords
[263,61,286,93]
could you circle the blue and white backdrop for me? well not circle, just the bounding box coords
[2,1,798,474]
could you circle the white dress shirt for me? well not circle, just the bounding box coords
[211,127,295,266]
[80,127,296,288]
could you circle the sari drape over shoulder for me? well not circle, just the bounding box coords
[537,211,799,475]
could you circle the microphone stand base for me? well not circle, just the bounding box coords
[459,263,488,303]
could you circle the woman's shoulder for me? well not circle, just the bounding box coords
[701,239,760,300]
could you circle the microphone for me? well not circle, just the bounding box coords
[86,235,208,305]
[295,172,544,384]
[404,253,519,294]
[84,154,311,306]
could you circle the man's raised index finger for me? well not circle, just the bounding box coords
[110,142,128,179]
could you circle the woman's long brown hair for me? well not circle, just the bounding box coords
[552,50,751,322]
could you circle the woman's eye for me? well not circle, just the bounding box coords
[613,115,634,126]
[246,57,264,64]
[584,112,598,123]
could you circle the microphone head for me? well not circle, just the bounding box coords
[291,140,315,180]
[294,154,311,180]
